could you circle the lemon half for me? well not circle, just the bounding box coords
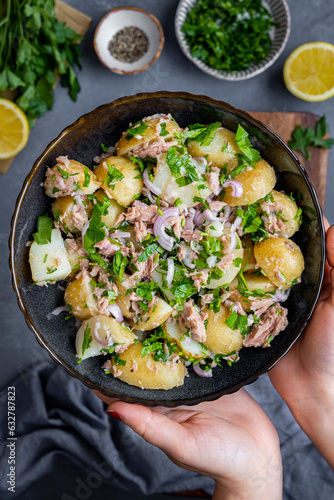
[0,98,29,159]
[284,42,334,102]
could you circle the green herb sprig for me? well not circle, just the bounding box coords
[288,116,334,160]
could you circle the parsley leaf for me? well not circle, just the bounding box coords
[225,311,249,338]
[138,242,164,262]
[81,324,92,357]
[171,277,198,304]
[105,163,124,188]
[113,250,129,281]
[159,123,169,137]
[125,120,149,141]
[83,167,91,187]
[141,326,177,362]
[288,116,334,160]
[235,125,261,163]
[176,122,221,146]
[33,214,53,245]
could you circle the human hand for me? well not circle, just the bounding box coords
[269,221,334,468]
[93,388,282,499]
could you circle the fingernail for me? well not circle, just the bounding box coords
[106,410,123,421]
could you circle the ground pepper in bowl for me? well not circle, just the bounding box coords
[108,26,149,63]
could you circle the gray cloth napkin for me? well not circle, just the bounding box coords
[0,361,333,499]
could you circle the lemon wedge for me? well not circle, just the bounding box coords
[0,98,29,159]
[283,42,334,102]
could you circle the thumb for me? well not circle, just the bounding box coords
[106,401,186,455]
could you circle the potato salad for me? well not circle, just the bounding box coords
[29,114,305,390]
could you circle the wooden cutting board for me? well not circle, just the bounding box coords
[250,111,328,210]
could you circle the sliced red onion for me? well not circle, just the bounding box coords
[193,364,212,378]
[203,209,218,222]
[108,303,124,323]
[223,180,243,198]
[193,207,206,227]
[82,221,89,241]
[229,232,237,252]
[272,288,291,302]
[166,258,174,288]
[142,186,156,204]
[213,185,222,196]
[75,318,82,329]
[143,168,162,196]
[184,216,194,231]
[153,207,178,251]
[51,306,69,316]
[93,322,110,346]
[230,216,243,233]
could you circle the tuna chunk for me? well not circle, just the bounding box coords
[179,299,207,343]
[206,167,220,194]
[132,139,178,158]
[243,304,288,348]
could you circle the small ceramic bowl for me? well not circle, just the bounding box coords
[175,0,291,81]
[9,92,325,407]
[94,7,164,75]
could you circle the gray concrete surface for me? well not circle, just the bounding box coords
[0,0,333,496]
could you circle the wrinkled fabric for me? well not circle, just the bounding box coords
[0,362,333,499]
[0,361,214,497]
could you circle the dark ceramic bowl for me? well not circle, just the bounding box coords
[9,92,325,407]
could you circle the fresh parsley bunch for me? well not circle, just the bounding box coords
[288,116,334,160]
[0,0,83,126]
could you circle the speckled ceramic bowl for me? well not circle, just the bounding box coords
[94,7,164,75]
[175,0,291,80]
[9,92,325,407]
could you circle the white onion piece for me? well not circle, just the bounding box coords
[273,288,291,303]
[224,206,231,219]
[143,168,162,196]
[229,232,237,252]
[109,231,131,239]
[166,258,174,288]
[108,303,124,323]
[93,322,110,346]
[223,180,243,198]
[203,209,218,221]
[193,364,212,378]
[230,216,243,233]
[153,207,178,251]
[51,306,69,316]
[247,314,254,327]
[184,216,194,231]
[206,256,217,268]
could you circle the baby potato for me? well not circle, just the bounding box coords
[130,297,173,331]
[111,343,186,390]
[94,156,143,207]
[165,319,206,360]
[254,236,304,289]
[29,229,71,283]
[95,189,126,228]
[203,306,244,355]
[151,153,211,208]
[45,159,100,198]
[52,195,91,234]
[187,127,240,170]
[230,273,277,294]
[259,190,301,238]
[116,115,182,156]
[64,273,99,320]
[222,159,276,206]
[76,315,135,361]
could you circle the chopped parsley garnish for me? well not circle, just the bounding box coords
[33,214,53,245]
[112,353,126,366]
[175,122,221,146]
[166,144,201,186]
[43,254,48,263]
[57,166,78,180]
[171,277,198,304]
[125,120,150,141]
[235,125,261,163]
[101,289,117,300]
[100,143,108,152]
[141,326,177,362]
[83,167,91,187]
[80,324,92,360]
[126,155,146,173]
[225,311,249,338]
[105,163,124,188]
[138,240,164,262]
[113,250,129,281]
[159,123,169,137]
[134,281,159,303]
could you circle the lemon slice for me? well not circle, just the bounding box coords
[283,42,334,102]
[0,98,29,159]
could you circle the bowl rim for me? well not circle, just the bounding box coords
[93,7,164,75]
[175,0,291,81]
[9,91,325,407]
